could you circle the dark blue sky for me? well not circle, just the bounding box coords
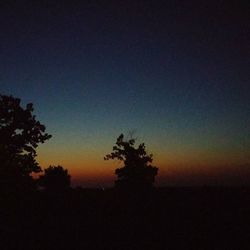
[1,1,249,186]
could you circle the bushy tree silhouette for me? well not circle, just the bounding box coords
[38,165,71,191]
[105,134,158,189]
[0,94,51,191]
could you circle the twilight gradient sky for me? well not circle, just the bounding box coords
[1,1,250,186]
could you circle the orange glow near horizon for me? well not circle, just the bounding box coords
[35,125,250,187]
[37,140,250,187]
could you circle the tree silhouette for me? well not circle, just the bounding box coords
[0,94,51,191]
[105,134,158,189]
[38,165,71,191]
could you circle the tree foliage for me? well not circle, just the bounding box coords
[0,94,51,190]
[38,165,71,191]
[105,134,158,189]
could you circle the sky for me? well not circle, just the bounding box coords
[0,0,250,187]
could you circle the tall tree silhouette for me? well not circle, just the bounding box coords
[105,134,158,189]
[0,94,51,191]
[38,165,71,191]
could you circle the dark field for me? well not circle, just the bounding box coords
[1,187,250,250]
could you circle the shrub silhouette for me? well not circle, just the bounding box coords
[0,94,51,191]
[38,165,71,191]
[105,134,158,189]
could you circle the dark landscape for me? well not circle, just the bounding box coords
[1,1,250,249]
[1,186,250,250]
